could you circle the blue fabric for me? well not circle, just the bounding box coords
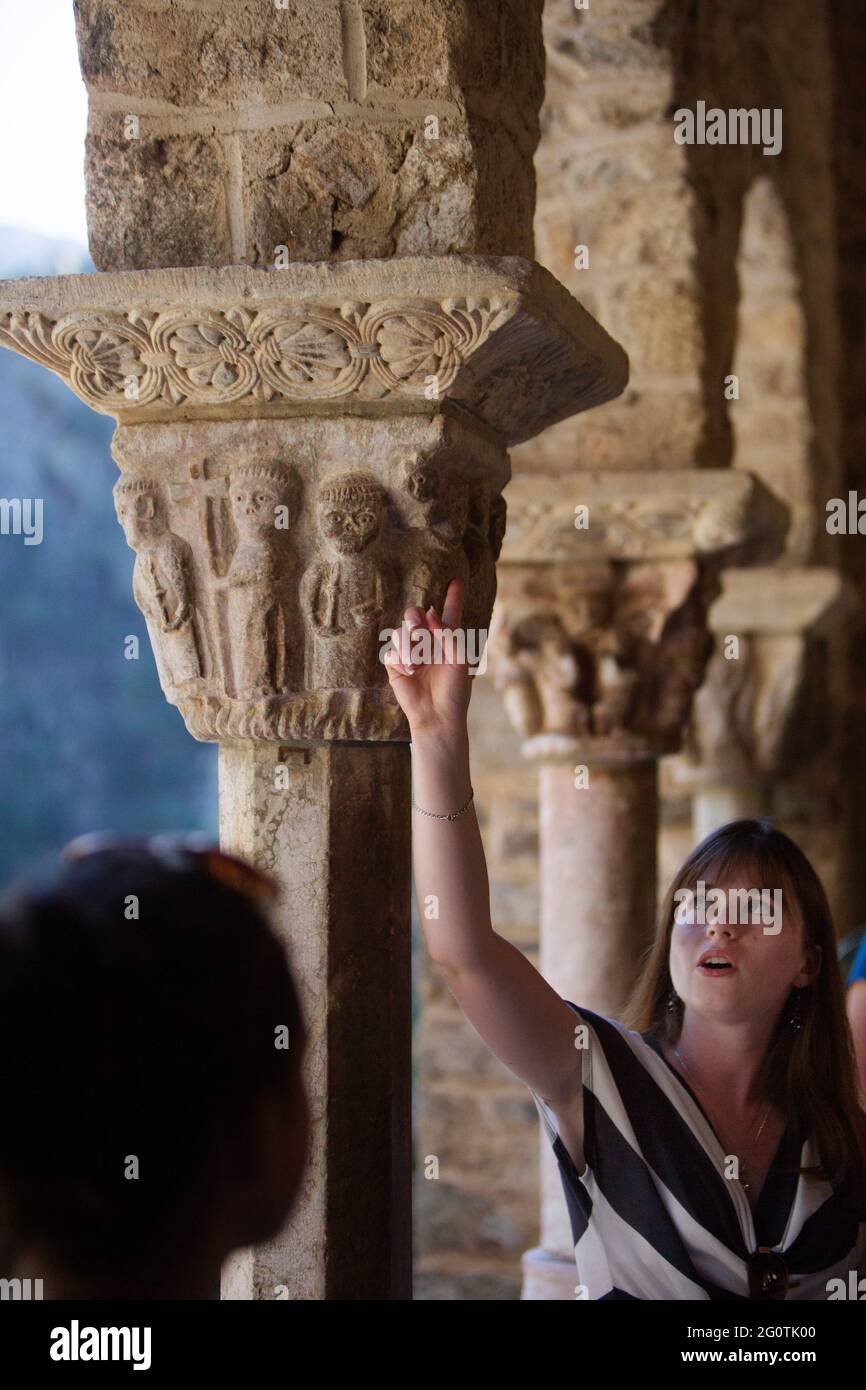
[848,932,866,985]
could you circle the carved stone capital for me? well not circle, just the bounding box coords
[0,256,632,745]
[672,566,846,786]
[488,561,719,763]
[112,413,508,744]
[0,257,628,445]
[499,469,786,564]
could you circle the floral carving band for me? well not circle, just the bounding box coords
[0,300,508,408]
[0,258,629,444]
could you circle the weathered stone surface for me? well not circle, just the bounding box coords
[414,1178,533,1261]
[74,0,348,105]
[242,121,534,263]
[669,567,845,803]
[110,411,506,743]
[544,0,670,75]
[219,741,411,1300]
[499,469,784,565]
[418,1087,538,1177]
[73,0,546,268]
[731,177,814,563]
[362,0,501,98]
[490,561,718,762]
[601,275,704,377]
[707,566,845,635]
[512,386,707,474]
[84,133,234,270]
[0,257,629,444]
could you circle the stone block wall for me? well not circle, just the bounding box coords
[73,0,544,268]
[415,0,864,1298]
[515,0,708,475]
[414,685,540,1299]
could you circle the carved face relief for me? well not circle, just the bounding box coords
[318,476,385,556]
[406,462,438,504]
[230,480,282,539]
[320,501,382,554]
[115,487,163,548]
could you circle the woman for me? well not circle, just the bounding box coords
[386,579,866,1301]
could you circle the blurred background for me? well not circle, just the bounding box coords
[0,2,216,882]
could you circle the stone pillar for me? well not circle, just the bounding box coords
[490,469,782,1300]
[218,741,411,1298]
[3,0,630,1302]
[668,567,845,846]
[0,0,627,1303]
[72,0,546,268]
[0,253,627,1298]
[539,761,658,1019]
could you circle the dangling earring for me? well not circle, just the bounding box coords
[789,988,804,1031]
[666,988,679,1014]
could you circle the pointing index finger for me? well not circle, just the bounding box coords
[440,577,464,631]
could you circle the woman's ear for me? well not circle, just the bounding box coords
[795,942,822,987]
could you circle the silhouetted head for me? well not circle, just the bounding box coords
[0,837,308,1298]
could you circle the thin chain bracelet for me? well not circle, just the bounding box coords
[412,788,475,821]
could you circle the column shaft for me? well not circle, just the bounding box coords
[693,782,767,844]
[524,760,657,1300]
[539,761,658,1018]
[219,742,412,1300]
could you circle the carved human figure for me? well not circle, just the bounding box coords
[494,614,584,738]
[616,564,713,745]
[217,462,296,699]
[301,472,398,690]
[493,578,646,742]
[557,581,641,737]
[114,475,208,698]
[400,454,470,614]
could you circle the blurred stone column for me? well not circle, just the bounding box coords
[490,470,782,1299]
[668,567,845,844]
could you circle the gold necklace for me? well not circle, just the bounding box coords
[674,1044,772,1191]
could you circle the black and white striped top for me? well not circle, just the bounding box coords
[531,1002,866,1300]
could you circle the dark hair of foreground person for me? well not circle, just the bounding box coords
[0,837,308,1299]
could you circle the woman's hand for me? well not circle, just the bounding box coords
[384,577,472,739]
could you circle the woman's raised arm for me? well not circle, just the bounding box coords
[385,578,584,1128]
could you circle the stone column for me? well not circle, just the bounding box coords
[0,0,633,1301]
[0,254,627,1298]
[72,0,546,269]
[489,469,782,1300]
[669,567,845,845]
[218,741,412,1299]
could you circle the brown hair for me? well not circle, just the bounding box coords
[622,818,866,1204]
